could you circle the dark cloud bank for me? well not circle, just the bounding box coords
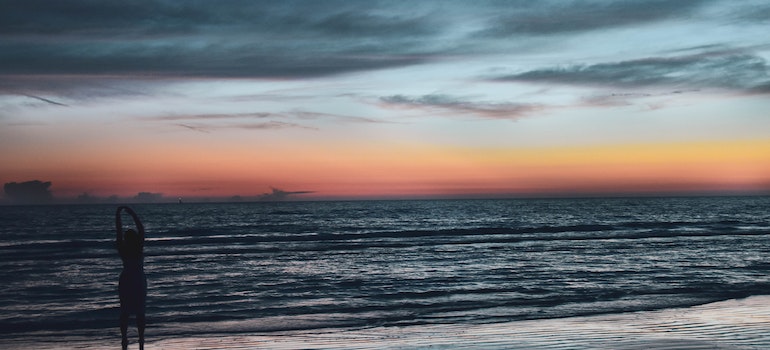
[2,1,769,104]
[1,0,755,81]
[1,180,313,205]
[3,180,53,204]
[0,181,164,205]
[0,0,438,79]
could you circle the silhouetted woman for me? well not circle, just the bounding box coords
[115,206,146,350]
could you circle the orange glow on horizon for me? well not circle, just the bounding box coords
[2,139,769,200]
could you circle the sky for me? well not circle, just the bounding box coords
[1,0,770,202]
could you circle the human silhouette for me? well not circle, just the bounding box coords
[115,206,147,350]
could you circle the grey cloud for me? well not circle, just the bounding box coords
[152,110,387,133]
[0,75,156,100]
[0,41,429,78]
[750,82,770,94]
[496,51,770,92]
[134,192,163,203]
[0,1,322,37]
[479,0,711,36]
[233,121,315,130]
[381,94,540,120]
[0,0,441,79]
[0,0,437,37]
[729,2,770,23]
[0,0,755,85]
[146,112,316,132]
[172,121,314,133]
[176,124,211,133]
[20,94,68,107]
[289,111,391,124]
[148,113,276,122]
[3,180,53,205]
[582,89,699,108]
[258,187,315,201]
[312,10,438,38]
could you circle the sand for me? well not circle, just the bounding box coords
[6,296,770,349]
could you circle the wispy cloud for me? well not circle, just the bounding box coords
[143,112,305,132]
[289,110,392,124]
[380,94,541,120]
[173,121,315,133]
[146,113,277,122]
[19,93,68,107]
[146,111,364,133]
[234,121,316,130]
[494,50,770,93]
[0,75,158,101]
[175,123,211,133]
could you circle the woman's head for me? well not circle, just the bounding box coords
[123,229,142,254]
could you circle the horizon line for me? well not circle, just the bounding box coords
[2,190,768,206]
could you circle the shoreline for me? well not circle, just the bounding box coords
[5,295,769,349]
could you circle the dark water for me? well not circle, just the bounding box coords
[1,197,769,342]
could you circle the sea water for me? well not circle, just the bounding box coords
[1,197,769,345]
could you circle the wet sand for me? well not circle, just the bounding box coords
[7,296,770,349]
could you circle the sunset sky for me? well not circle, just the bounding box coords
[2,0,770,202]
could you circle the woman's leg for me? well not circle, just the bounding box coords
[138,312,146,350]
[120,310,129,350]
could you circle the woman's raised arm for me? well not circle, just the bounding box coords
[122,206,145,243]
[115,206,125,243]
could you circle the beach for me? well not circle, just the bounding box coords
[8,295,769,349]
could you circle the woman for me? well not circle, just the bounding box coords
[115,206,147,350]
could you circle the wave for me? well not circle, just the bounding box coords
[132,223,769,259]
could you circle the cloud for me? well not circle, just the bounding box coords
[0,1,441,79]
[19,94,68,106]
[0,75,158,101]
[380,94,541,120]
[258,187,315,201]
[478,0,711,36]
[172,121,315,133]
[289,110,392,124]
[233,121,316,130]
[731,2,770,23]
[3,180,54,204]
[0,1,752,85]
[0,1,435,38]
[750,82,770,94]
[150,110,389,133]
[311,10,438,38]
[2,1,763,100]
[144,112,312,132]
[134,192,163,203]
[580,89,701,111]
[176,123,211,133]
[0,43,430,79]
[494,50,770,93]
[147,113,276,122]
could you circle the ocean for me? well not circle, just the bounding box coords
[1,196,769,348]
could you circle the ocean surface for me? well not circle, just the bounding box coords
[1,197,769,346]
